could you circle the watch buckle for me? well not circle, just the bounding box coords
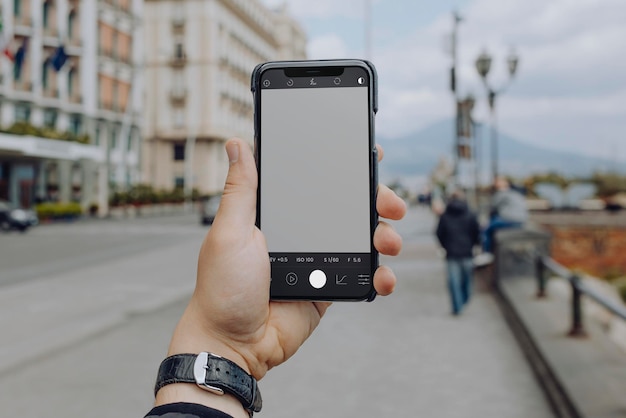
[193,352,225,395]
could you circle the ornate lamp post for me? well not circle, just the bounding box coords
[475,49,519,183]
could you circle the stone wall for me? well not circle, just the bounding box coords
[530,211,626,278]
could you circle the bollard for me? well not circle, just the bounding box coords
[567,274,588,338]
[535,256,547,298]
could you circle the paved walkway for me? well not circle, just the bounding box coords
[0,207,556,417]
[261,206,555,417]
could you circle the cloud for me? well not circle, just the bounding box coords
[263,0,626,161]
[262,0,370,20]
[307,34,350,59]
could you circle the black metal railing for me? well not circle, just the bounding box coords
[535,255,626,338]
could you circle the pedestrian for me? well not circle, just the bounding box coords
[481,176,528,254]
[435,189,480,315]
[144,139,406,418]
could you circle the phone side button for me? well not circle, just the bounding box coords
[309,270,327,289]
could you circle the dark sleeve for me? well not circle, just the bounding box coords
[145,402,234,418]
[471,214,481,246]
[435,216,446,248]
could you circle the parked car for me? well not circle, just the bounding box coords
[200,194,222,225]
[0,200,38,232]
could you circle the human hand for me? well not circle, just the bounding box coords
[156,139,405,415]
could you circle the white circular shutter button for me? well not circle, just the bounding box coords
[309,269,327,289]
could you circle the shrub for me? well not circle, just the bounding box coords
[128,184,157,205]
[110,191,129,207]
[35,202,83,220]
[6,121,42,136]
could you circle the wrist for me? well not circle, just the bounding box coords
[155,382,249,418]
[154,352,262,416]
[168,305,252,376]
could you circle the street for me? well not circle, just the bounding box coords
[0,208,554,417]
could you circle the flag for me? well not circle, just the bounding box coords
[13,38,27,80]
[51,45,67,71]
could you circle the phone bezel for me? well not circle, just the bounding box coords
[251,59,379,302]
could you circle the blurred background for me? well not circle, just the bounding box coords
[0,1,625,417]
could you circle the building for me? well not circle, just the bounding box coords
[0,0,143,215]
[143,0,306,195]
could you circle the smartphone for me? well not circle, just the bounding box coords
[251,59,379,301]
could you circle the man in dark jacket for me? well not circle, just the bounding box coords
[436,189,480,315]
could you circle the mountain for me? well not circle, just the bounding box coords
[377,119,623,185]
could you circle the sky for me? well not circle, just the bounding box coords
[261,0,626,163]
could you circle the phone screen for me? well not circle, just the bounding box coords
[256,63,377,300]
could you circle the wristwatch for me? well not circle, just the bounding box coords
[154,352,262,414]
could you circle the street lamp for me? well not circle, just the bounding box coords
[475,49,519,184]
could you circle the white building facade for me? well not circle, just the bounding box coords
[0,0,143,214]
[143,0,306,195]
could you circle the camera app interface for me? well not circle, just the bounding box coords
[259,66,374,299]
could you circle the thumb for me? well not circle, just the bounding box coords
[212,138,258,235]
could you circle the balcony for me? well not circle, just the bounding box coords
[14,80,33,93]
[43,26,59,38]
[169,88,187,106]
[69,94,83,104]
[14,14,32,27]
[169,55,188,68]
[42,87,59,99]
[171,16,185,33]
[68,37,83,49]
[13,14,33,35]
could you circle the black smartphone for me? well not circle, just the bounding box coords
[251,59,379,301]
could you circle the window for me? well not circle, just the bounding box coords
[15,103,31,122]
[173,143,185,161]
[175,42,185,59]
[172,69,185,98]
[174,177,185,188]
[112,80,119,111]
[111,30,118,59]
[43,1,51,28]
[69,114,82,135]
[110,126,117,149]
[68,10,76,38]
[128,127,138,151]
[173,108,184,127]
[42,59,50,89]
[94,125,100,146]
[43,109,57,128]
[14,0,21,16]
[68,67,76,97]
[13,41,27,81]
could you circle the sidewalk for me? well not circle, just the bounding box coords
[260,206,555,417]
[0,206,556,417]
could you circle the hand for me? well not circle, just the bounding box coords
[156,139,406,416]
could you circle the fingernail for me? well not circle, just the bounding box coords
[226,141,239,164]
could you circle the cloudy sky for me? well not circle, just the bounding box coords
[262,0,626,162]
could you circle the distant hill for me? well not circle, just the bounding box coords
[377,119,623,185]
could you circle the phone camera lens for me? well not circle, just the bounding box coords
[357,77,365,85]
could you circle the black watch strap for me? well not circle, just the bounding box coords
[154,352,262,414]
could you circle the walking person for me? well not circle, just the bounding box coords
[436,189,480,315]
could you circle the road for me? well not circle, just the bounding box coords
[0,208,555,417]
